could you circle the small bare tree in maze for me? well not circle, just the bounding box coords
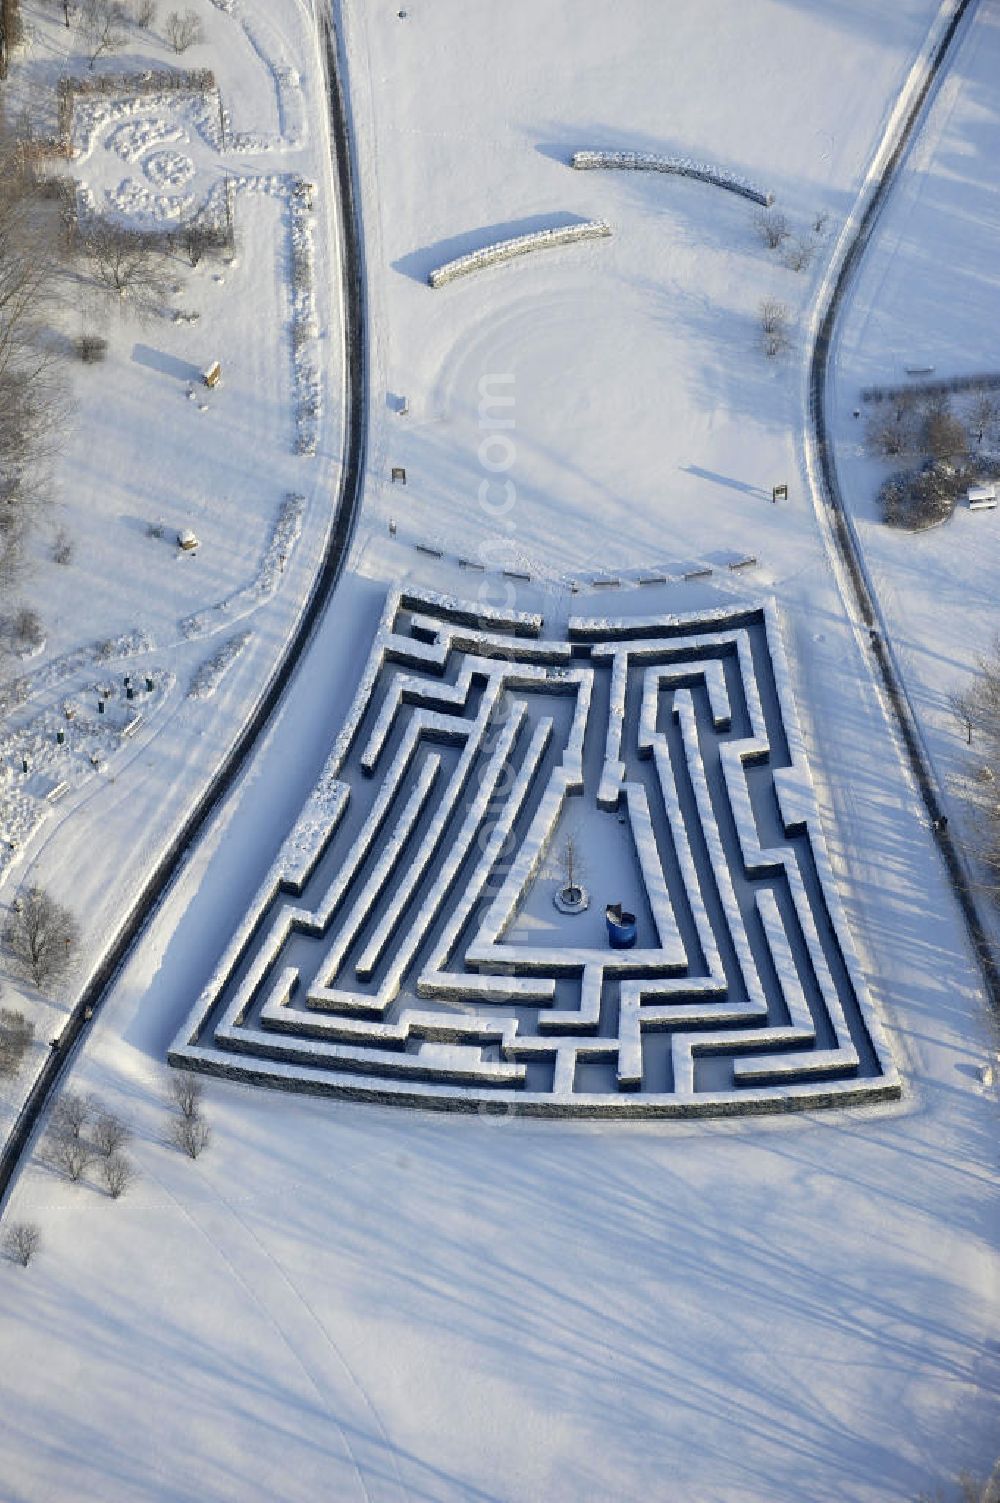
[170,589,899,1118]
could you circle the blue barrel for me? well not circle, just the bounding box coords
[606,902,637,949]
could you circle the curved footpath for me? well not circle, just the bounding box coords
[0,1,370,1211]
[808,0,1000,1013]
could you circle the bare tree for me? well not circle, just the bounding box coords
[760,300,790,358]
[3,1221,40,1266]
[970,393,998,447]
[949,1463,1000,1503]
[51,1089,91,1140]
[45,0,75,25]
[866,408,917,460]
[923,401,967,462]
[45,1131,93,1181]
[559,833,584,902]
[92,1109,131,1158]
[3,887,80,987]
[178,220,213,268]
[953,639,1000,901]
[170,1071,203,1119]
[0,1006,33,1077]
[102,1152,134,1198]
[10,605,44,653]
[170,1112,210,1159]
[79,0,127,67]
[52,526,74,564]
[782,237,814,273]
[164,7,203,51]
[956,639,1000,747]
[753,207,789,250]
[84,223,170,313]
[129,0,155,24]
[1,0,24,69]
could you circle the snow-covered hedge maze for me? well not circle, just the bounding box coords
[170,589,899,1117]
[571,150,773,206]
[428,221,613,288]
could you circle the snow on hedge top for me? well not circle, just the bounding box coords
[571,150,773,206]
[428,220,613,288]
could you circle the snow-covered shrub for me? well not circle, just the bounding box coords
[188,631,252,699]
[878,462,960,530]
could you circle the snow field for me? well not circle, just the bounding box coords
[0,0,997,1498]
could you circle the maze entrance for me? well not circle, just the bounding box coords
[170,589,899,1117]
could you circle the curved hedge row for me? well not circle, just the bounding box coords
[571,150,773,206]
[428,219,612,288]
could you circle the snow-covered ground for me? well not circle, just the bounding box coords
[1,572,997,1501]
[0,0,997,1499]
[348,0,946,581]
[831,1,1000,895]
[0,0,344,1130]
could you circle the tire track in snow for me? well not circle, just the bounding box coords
[211,1184,411,1503]
[150,1171,377,1503]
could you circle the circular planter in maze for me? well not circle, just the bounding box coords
[553,884,589,915]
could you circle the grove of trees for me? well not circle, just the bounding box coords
[868,389,1000,530]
